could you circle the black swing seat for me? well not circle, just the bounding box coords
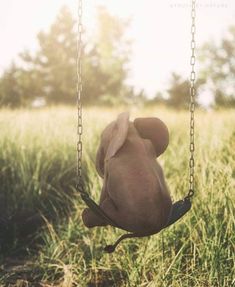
[80,186,192,230]
[79,187,192,253]
[103,197,192,253]
[164,197,191,228]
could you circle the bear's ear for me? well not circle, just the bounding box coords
[134,117,169,157]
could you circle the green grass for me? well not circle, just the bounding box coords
[0,106,234,287]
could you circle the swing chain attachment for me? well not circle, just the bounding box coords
[187,0,196,200]
[76,0,83,189]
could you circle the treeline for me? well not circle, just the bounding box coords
[0,6,235,108]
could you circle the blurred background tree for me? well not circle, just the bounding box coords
[0,5,235,109]
[24,6,77,104]
[0,63,42,107]
[0,64,23,108]
[89,6,132,105]
[150,25,235,109]
[166,73,193,109]
[199,26,235,108]
[146,73,200,109]
[0,6,134,107]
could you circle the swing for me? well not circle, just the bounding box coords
[76,0,196,253]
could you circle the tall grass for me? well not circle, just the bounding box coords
[0,106,234,287]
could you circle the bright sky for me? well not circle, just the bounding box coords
[1,0,235,104]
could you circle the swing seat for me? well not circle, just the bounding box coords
[103,198,192,253]
[164,198,191,228]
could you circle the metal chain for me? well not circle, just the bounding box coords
[76,0,83,189]
[75,1,120,228]
[76,0,196,200]
[187,0,196,199]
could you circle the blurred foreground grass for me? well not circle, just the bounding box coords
[0,106,234,287]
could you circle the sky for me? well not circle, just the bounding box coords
[0,0,235,104]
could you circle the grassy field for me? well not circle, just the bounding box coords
[0,106,234,287]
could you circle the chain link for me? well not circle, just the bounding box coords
[77,0,83,188]
[76,0,196,200]
[187,0,196,199]
[75,1,120,227]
